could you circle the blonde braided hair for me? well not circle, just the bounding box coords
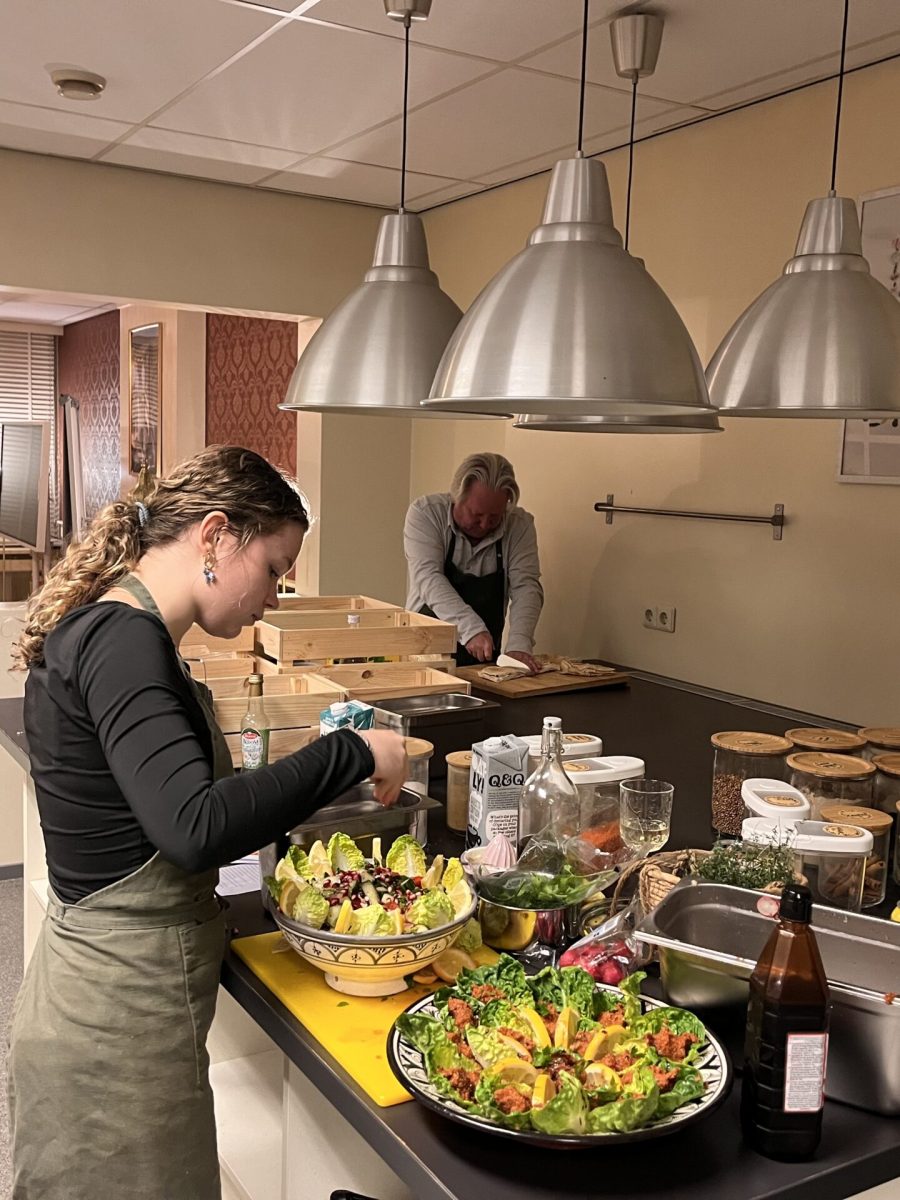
[15,445,308,669]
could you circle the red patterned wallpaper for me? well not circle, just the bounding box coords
[57,310,121,521]
[205,315,298,473]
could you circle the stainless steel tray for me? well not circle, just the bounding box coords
[636,880,900,1114]
[371,693,499,720]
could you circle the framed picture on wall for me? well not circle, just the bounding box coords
[129,323,162,475]
[838,186,900,485]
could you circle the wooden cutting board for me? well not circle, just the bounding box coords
[455,664,629,698]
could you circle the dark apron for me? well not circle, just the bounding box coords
[7,575,234,1200]
[421,531,506,667]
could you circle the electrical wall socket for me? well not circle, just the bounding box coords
[658,605,677,633]
[643,605,677,632]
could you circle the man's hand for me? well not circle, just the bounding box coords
[465,632,494,663]
[505,650,541,674]
[357,729,408,807]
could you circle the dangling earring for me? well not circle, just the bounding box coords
[203,552,217,584]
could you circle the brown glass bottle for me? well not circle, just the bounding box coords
[740,882,830,1160]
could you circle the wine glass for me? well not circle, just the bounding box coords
[619,779,674,858]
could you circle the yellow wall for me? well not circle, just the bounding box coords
[417,59,900,725]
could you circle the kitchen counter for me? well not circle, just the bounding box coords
[5,677,900,1199]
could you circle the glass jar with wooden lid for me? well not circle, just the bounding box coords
[445,750,473,833]
[710,732,792,838]
[872,754,900,872]
[787,752,876,821]
[785,727,866,755]
[403,737,434,797]
[858,727,900,763]
[819,803,892,908]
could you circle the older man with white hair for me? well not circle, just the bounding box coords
[404,452,543,670]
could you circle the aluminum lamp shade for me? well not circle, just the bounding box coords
[280,212,467,417]
[708,196,900,417]
[514,410,722,433]
[423,156,714,419]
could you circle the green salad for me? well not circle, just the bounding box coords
[396,956,708,1135]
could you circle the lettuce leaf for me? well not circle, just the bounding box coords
[632,1005,707,1047]
[618,970,647,1027]
[395,1012,451,1055]
[477,1000,532,1037]
[529,964,599,1020]
[472,1075,534,1131]
[436,954,532,1014]
[588,1065,660,1132]
[530,1071,588,1136]
[655,1065,706,1117]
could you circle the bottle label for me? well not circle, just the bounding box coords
[241,728,269,770]
[784,1032,828,1112]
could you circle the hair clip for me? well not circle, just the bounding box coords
[135,502,149,528]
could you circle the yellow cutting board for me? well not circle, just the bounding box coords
[231,931,497,1107]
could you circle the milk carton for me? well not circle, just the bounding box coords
[467,734,529,849]
[319,700,374,736]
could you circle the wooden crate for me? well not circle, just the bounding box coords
[213,676,345,733]
[224,726,320,769]
[181,624,255,655]
[308,664,469,702]
[254,609,456,664]
[185,652,257,681]
[204,672,344,700]
[270,594,402,613]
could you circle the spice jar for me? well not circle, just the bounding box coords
[819,804,891,908]
[785,727,866,755]
[787,752,875,820]
[858,727,900,763]
[743,818,872,913]
[710,732,792,838]
[562,755,645,850]
[445,750,472,833]
[403,737,434,797]
[741,778,810,828]
[873,754,900,871]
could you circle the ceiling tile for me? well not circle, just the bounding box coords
[265,156,464,207]
[156,21,494,156]
[101,126,299,184]
[0,99,131,158]
[334,69,681,182]
[310,0,620,63]
[413,180,484,211]
[0,0,278,125]
[521,0,900,110]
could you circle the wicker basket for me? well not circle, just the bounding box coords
[610,849,711,916]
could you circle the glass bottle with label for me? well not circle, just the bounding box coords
[741,882,830,1161]
[240,673,270,771]
[517,716,580,852]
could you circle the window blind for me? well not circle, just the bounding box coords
[0,331,58,535]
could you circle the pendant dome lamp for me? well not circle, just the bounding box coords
[280,0,478,418]
[422,0,714,420]
[707,0,900,417]
[515,13,721,435]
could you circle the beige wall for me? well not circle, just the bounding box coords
[416,59,900,725]
[0,149,383,317]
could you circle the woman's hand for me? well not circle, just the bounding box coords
[358,729,408,807]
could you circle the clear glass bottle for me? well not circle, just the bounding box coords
[240,673,269,771]
[741,882,830,1161]
[517,716,580,851]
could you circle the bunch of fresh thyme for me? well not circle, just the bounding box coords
[694,838,795,890]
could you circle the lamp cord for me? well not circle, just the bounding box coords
[576,0,589,152]
[830,0,850,193]
[400,16,411,211]
[625,74,638,252]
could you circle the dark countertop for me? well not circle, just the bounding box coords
[5,678,900,1199]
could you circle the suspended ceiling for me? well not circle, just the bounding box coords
[1,0,899,213]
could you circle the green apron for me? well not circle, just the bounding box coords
[8,576,234,1200]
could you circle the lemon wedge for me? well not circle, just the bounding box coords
[421,855,445,889]
[278,880,301,917]
[494,1058,539,1088]
[531,1073,556,1109]
[446,878,474,916]
[583,1024,627,1061]
[584,1062,620,1091]
[520,1006,551,1050]
[389,908,404,936]
[553,1005,579,1050]
[432,947,477,983]
[334,898,354,934]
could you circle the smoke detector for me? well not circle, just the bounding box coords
[49,69,107,101]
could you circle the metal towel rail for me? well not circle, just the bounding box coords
[594,494,786,540]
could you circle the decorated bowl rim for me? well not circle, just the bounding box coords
[268,893,477,948]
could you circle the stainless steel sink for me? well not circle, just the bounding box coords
[636,879,900,1113]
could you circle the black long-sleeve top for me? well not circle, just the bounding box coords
[24,602,374,904]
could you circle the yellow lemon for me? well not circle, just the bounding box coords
[432,947,477,983]
[389,908,405,936]
[553,1005,579,1050]
[275,857,302,884]
[446,878,474,916]
[583,1024,627,1061]
[531,1074,556,1109]
[520,1006,552,1050]
[584,1062,621,1091]
[497,1033,531,1061]
[494,1058,539,1088]
[334,898,354,934]
[278,880,301,917]
[891,904,900,923]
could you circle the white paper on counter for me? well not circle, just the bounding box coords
[217,853,260,896]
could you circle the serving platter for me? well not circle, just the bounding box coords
[387,982,731,1147]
